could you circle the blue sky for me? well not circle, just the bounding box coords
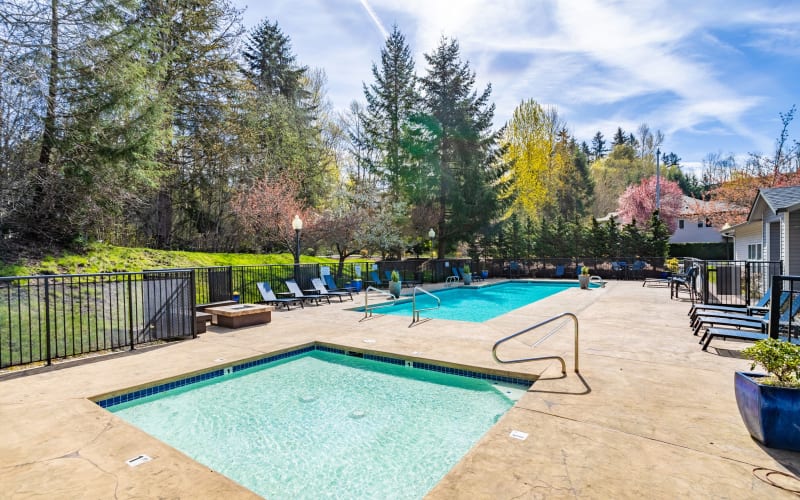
[232,0,800,174]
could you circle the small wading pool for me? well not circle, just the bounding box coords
[358,280,594,322]
[101,346,532,499]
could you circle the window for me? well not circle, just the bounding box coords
[747,243,762,260]
[678,219,684,229]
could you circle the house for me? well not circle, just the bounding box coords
[669,196,724,244]
[721,186,800,274]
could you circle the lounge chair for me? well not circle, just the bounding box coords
[702,329,800,351]
[554,265,565,279]
[451,267,461,281]
[256,282,304,310]
[689,287,773,320]
[323,274,357,294]
[284,279,330,305]
[690,291,786,326]
[310,278,352,302]
[697,295,800,344]
[366,271,386,288]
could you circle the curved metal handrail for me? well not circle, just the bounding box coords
[412,286,441,322]
[492,312,579,374]
[363,286,397,318]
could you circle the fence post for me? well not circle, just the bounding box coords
[744,261,751,307]
[769,274,782,339]
[128,274,135,350]
[44,278,52,366]
[190,270,197,339]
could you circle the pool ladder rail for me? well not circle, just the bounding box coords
[363,286,397,318]
[492,312,579,374]
[411,286,441,323]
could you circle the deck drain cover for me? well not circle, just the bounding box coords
[510,430,528,441]
[126,454,152,467]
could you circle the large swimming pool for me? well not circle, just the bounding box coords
[361,280,588,322]
[106,348,529,499]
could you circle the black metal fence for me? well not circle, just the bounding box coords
[768,275,800,339]
[686,258,782,307]
[0,270,194,369]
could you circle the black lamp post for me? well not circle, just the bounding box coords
[292,215,303,281]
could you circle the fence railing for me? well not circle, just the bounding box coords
[685,258,782,307]
[0,270,195,369]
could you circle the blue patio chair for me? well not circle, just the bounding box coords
[554,265,565,279]
[689,287,773,321]
[284,279,330,305]
[367,271,386,288]
[323,274,357,295]
[701,293,800,350]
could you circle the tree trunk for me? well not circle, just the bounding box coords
[38,0,58,168]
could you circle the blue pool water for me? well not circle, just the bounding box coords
[362,281,586,322]
[110,350,524,499]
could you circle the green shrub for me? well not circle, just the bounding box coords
[390,270,400,282]
[742,338,800,388]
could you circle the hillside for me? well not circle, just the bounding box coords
[0,242,340,277]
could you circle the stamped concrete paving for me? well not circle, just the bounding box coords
[1,280,799,498]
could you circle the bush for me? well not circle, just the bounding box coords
[390,270,400,282]
[742,338,800,388]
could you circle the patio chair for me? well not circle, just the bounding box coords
[256,282,304,310]
[365,270,387,289]
[670,266,698,301]
[696,294,800,341]
[554,265,565,279]
[701,329,800,351]
[323,274,357,294]
[451,267,462,281]
[284,279,330,305]
[310,278,352,302]
[689,288,778,323]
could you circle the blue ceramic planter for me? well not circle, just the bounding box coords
[734,371,800,451]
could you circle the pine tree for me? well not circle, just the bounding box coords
[242,19,308,101]
[417,36,503,256]
[362,25,419,197]
[612,127,626,146]
[591,131,607,160]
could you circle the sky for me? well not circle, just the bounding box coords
[231,0,800,174]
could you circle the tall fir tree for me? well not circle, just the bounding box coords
[242,19,308,101]
[417,37,503,256]
[362,25,419,197]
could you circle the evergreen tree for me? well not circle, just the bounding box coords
[591,131,607,160]
[417,36,503,255]
[612,127,626,146]
[242,19,308,101]
[646,210,671,257]
[362,25,419,197]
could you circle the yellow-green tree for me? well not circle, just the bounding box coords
[503,99,563,217]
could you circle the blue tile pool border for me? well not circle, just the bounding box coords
[94,344,533,409]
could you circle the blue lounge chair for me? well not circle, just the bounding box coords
[698,294,800,345]
[689,287,773,320]
[310,278,352,302]
[367,271,386,288]
[692,292,791,333]
[554,265,565,279]
[690,291,787,327]
[256,282,304,310]
[285,279,330,305]
[323,274,357,294]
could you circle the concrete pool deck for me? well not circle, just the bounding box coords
[1,280,799,498]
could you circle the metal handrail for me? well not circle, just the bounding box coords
[492,312,579,374]
[412,286,441,322]
[363,286,397,318]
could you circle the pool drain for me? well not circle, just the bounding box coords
[299,395,317,403]
[349,410,367,419]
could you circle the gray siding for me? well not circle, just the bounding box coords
[790,211,800,275]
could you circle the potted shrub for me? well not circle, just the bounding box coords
[735,338,800,451]
[462,264,472,285]
[388,270,402,298]
[578,266,591,289]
